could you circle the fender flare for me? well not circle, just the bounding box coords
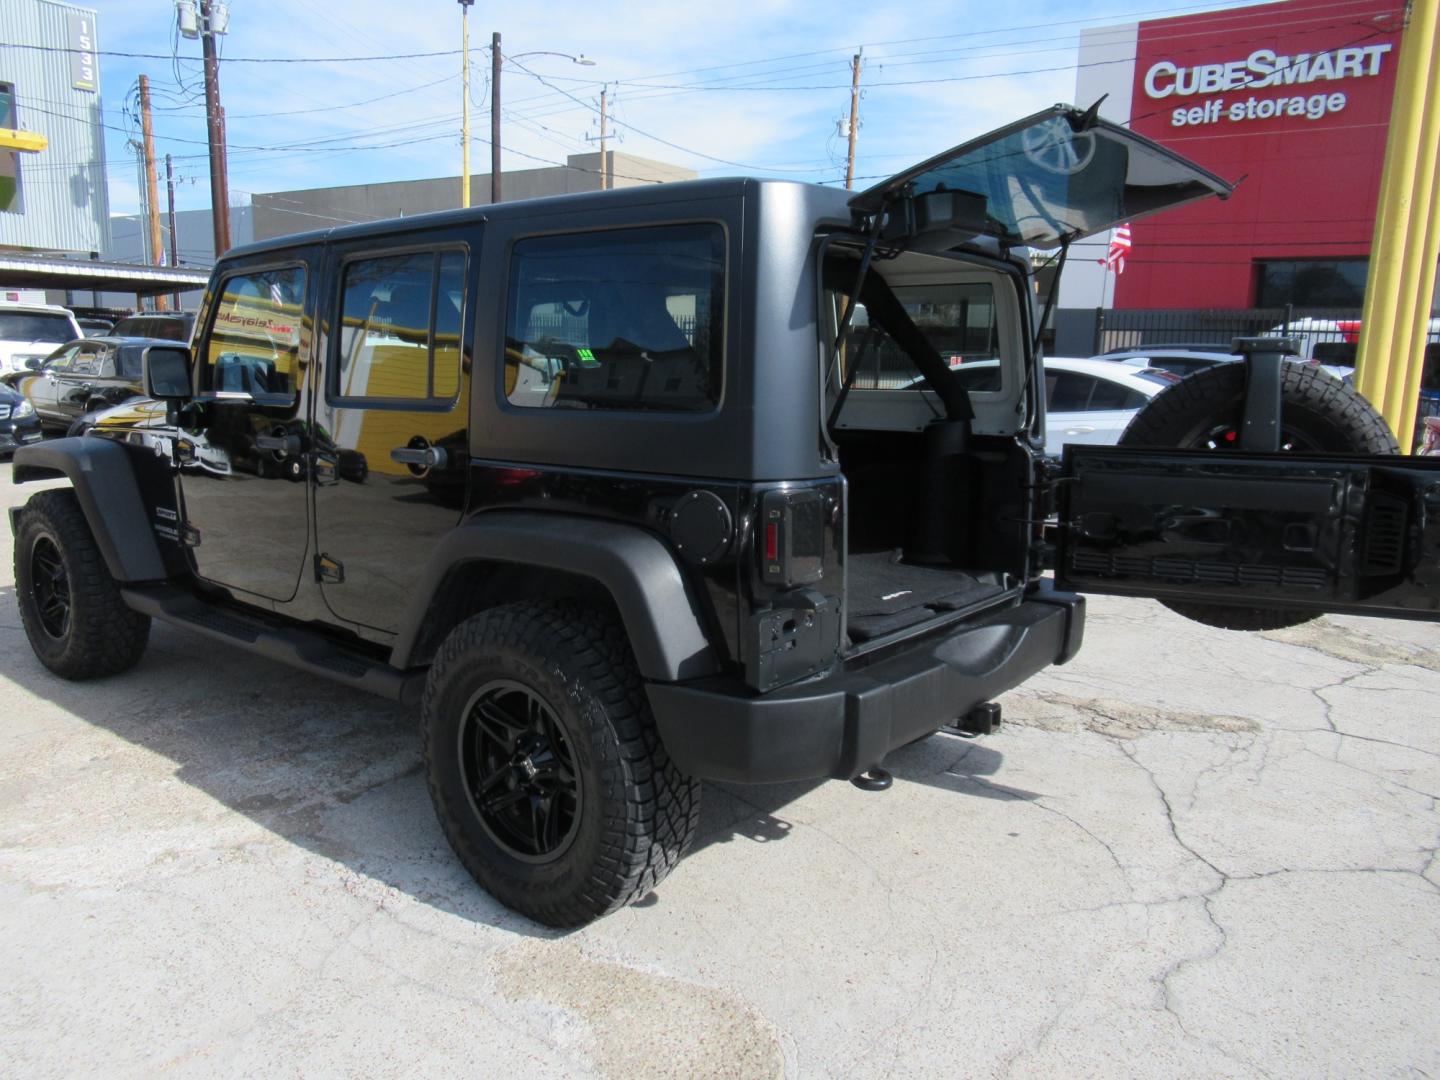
[11,437,167,582]
[391,511,720,682]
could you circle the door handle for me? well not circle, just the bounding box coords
[1064,426,1096,435]
[390,446,447,469]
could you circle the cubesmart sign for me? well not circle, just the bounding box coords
[1114,0,1404,309]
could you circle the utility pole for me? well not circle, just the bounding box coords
[197,0,231,256]
[845,49,862,190]
[1353,0,1440,449]
[138,75,168,310]
[491,31,502,204]
[458,0,473,208]
[166,154,181,309]
[598,86,608,190]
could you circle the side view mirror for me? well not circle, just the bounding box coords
[25,356,46,371]
[142,345,193,400]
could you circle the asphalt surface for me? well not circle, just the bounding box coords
[2,463,1437,1078]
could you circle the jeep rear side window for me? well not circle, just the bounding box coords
[333,250,466,403]
[504,224,723,412]
[202,266,307,402]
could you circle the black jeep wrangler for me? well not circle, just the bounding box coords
[11,106,1439,926]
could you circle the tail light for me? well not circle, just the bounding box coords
[759,488,827,587]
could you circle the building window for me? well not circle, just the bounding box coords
[504,223,725,412]
[1255,259,1368,308]
[0,83,22,214]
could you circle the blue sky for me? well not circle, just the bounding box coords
[75,0,1256,220]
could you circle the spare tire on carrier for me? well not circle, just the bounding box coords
[1117,362,1399,632]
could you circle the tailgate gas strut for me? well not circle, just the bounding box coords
[825,202,888,391]
[826,197,975,425]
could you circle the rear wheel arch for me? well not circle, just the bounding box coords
[390,513,722,682]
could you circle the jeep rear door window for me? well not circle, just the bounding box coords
[334,249,466,403]
[202,266,306,401]
[505,223,724,412]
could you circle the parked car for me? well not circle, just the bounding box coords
[110,311,196,343]
[0,302,83,376]
[909,357,1174,453]
[1095,349,1239,378]
[11,104,1437,929]
[77,317,116,337]
[1263,316,1440,378]
[0,382,43,456]
[1094,342,1236,356]
[1,336,166,434]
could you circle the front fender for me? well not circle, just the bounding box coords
[12,437,168,582]
[391,512,720,682]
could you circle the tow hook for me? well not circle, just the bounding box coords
[851,767,893,791]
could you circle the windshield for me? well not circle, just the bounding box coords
[0,313,75,343]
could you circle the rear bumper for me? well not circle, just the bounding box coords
[647,584,1084,784]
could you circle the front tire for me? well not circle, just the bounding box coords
[1119,363,1399,631]
[421,602,700,927]
[14,489,151,679]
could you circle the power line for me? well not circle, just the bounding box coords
[0,41,460,63]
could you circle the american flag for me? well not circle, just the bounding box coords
[1103,223,1132,274]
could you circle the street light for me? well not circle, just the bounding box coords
[490,34,596,204]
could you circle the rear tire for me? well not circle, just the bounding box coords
[14,489,151,679]
[1119,363,1399,631]
[421,601,700,927]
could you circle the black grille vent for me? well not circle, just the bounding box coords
[1070,550,1328,589]
[1361,493,1408,576]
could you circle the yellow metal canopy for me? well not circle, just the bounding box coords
[0,128,48,153]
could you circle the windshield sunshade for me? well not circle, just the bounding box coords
[850,104,1234,250]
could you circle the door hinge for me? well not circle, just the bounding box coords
[315,552,344,584]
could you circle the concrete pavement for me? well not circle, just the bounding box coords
[1,463,1436,1078]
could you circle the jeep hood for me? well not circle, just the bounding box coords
[849,103,1234,250]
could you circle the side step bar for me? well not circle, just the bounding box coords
[121,585,425,706]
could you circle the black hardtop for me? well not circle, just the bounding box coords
[222,176,853,262]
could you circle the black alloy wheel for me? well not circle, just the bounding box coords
[421,601,700,927]
[13,489,151,679]
[29,535,71,639]
[460,679,582,861]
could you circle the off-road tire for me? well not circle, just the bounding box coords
[14,489,151,678]
[1119,363,1399,631]
[421,601,700,927]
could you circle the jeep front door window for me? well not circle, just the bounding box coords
[202,266,306,401]
[179,259,313,604]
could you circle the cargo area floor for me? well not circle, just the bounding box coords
[845,550,1005,642]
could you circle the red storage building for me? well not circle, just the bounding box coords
[1059,0,1408,320]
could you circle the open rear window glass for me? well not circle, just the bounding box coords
[504,224,724,412]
